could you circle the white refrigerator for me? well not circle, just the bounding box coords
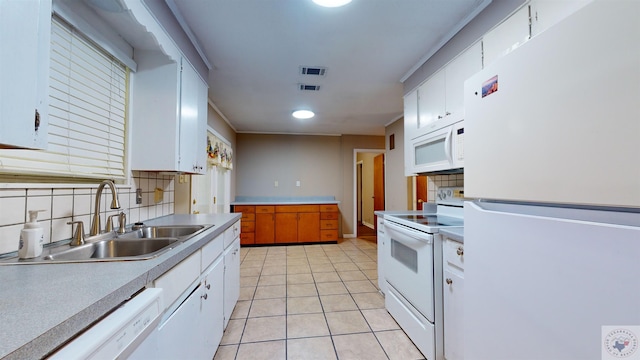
[463,1,640,359]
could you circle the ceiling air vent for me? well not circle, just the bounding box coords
[299,84,321,91]
[300,66,327,76]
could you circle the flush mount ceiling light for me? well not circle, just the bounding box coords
[312,0,352,8]
[292,110,315,119]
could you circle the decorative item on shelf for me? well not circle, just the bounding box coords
[206,132,233,169]
[226,148,233,170]
[207,134,221,166]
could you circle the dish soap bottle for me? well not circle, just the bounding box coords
[18,210,46,259]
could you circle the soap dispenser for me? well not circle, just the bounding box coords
[18,210,46,259]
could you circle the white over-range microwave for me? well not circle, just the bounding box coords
[407,117,464,174]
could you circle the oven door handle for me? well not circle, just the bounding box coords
[385,221,433,244]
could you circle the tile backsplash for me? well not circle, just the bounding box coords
[427,173,464,202]
[0,172,175,255]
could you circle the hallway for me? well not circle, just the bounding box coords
[213,239,424,360]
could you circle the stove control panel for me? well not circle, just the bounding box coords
[437,187,465,203]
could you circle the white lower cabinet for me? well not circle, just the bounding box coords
[200,256,225,359]
[223,237,240,328]
[443,238,464,360]
[151,224,240,358]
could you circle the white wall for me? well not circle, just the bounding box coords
[384,117,412,211]
[236,134,342,197]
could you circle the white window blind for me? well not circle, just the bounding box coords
[0,16,128,180]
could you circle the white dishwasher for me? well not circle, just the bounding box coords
[48,288,163,359]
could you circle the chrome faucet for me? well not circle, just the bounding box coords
[90,180,121,236]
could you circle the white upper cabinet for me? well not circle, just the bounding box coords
[0,0,50,149]
[529,0,593,37]
[482,5,530,67]
[417,69,446,130]
[406,41,482,140]
[419,42,481,134]
[443,41,482,120]
[131,54,207,174]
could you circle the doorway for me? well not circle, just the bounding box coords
[354,149,384,240]
[189,129,232,214]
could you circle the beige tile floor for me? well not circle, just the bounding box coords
[214,238,425,360]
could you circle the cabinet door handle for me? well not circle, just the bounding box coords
[201,293,208,300]
[205,283,211,290]
[34,109,40,131]
[446,278,453,284]
[456,247,464,256]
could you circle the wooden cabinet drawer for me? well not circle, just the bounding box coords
[320,230,338,241]
[241,213,255,221]
[240,233,255,245]
[256,205,274,213]
[320,219,338,230]
[234,205,255,213]
[241,221,255,232]
[276,205,319,213]
[319,204,338,212]
[320,212,339,220]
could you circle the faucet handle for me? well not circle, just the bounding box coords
[106,214,119,232]
[117,211,127,234]
[67,221,85,246]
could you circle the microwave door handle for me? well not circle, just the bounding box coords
[444,127,453,163]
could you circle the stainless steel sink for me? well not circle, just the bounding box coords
[42,238,179,262]
[0,224,212,264]
[138,225,205,239]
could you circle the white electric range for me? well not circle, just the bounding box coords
[379,187,464,360]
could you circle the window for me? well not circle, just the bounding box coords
[0,16,128,181]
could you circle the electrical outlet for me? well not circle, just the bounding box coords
[274,180,279,187]
[296,180,301,187]
[136,188,142,204]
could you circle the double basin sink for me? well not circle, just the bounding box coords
[1,225,210,264]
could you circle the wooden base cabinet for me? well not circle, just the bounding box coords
[233,203,339,244]
[234,205,255,245]
[255,206,275,244]
[320,204,339,241]
[275,205,320,243]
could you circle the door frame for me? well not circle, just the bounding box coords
[190,126,232,214]
[352,148,384,238]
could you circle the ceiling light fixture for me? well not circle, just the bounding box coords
[292,110,315,119]
[312,0,352,8]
